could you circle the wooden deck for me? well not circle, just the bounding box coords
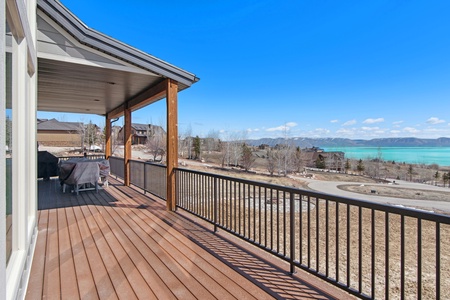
[26,178,351,299]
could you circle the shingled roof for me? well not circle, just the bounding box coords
[37,118,82,131]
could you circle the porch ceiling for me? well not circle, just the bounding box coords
[37,57,169,115]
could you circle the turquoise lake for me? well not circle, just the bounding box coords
[323,147,450,167]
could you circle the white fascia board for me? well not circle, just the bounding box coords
[38,51,158,76]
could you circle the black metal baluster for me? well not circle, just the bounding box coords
[326,199,329,277]
[308,196,311,268]
[259,186,262,244]
[436,222,440,300]
[401,215,405,299]
[336,203,340,283]
[316,198,320,272]
[371,209,375,298]
[290,192,295,274]
[417,218,422,300]
[347,204,350,287]
[358,206,362,293]
[385,212,389,300]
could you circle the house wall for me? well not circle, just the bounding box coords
[37,130,81,147]
[1,1,38,299]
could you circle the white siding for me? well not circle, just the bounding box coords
[2,1,38,299]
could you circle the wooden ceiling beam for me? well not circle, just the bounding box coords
[107,104,125,119]
[106,79,169,119]
[127,79,167,112]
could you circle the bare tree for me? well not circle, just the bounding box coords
[275,142,295,176]
[266,149,277,176]
[230,132,244,167]
[111,125,121,155]
[325,154,334,171]
[220,140,231,167]
[275,125,298,175]
[292,146,303,173]
[179,124,193,159]
[241,143,255,171]
[76,121,85,151]
[84,120,100,151]
[146,124,166,162]
[205,129,220,153]
[220,130,244,167]
[6,115,12,152]
[375,147,383,178]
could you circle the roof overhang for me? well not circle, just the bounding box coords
[36,0,199,117]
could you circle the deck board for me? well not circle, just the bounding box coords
[26,177,351,300]
[64,203,98,300]
[69,195,118,300]
[99,185,245,299]
[43,208,60,299]
[58,203,79,299]
[26,210,47,298]
[104,186,268,299]
[90,193,196,299]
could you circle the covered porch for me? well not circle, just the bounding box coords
[36,0,195,211]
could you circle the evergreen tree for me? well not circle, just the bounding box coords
[443,173,449,187]
[193,135,201,160]
[434,171,440,186]
[356,159,365,174]
[315,157,326,169]
[407,164,414,182]
[345,159,351,174]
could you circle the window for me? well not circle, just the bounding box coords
[5,30,13,264]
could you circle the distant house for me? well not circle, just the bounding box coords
[118,123,166,145]
[302,148,345,171]
[37,118,83,147]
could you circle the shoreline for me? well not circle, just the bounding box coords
[324,146,450,167]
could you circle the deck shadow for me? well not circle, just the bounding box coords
[120,183,342,300]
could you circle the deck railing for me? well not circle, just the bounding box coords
[58,154,106,161]
[109,158,166,200]
[111,158,450,299]
[109,156,124,179]
[129,159,167,199]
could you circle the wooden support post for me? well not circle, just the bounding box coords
[166,79,178,211]
[105,116,112,159]
[124,107,132,186]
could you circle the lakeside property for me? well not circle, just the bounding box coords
[324,147,450,167]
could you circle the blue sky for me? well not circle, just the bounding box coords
[39,0,450,140]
